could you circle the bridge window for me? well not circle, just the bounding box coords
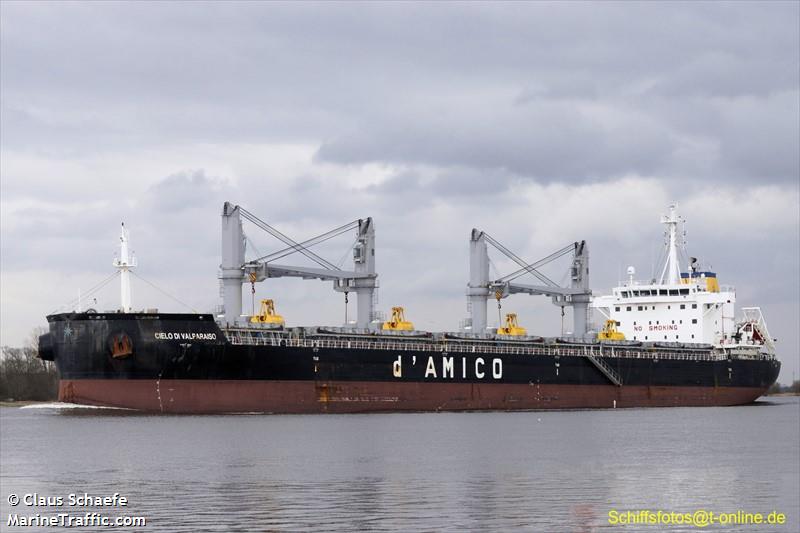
[637,306,643,311]
[669,289,679,296]
[680,289,689,295]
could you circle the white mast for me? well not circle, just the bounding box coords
[113,223,137,312]
[658,204,682,285]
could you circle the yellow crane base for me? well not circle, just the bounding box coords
[597,319,625,340]
[497,313,527,336]
[250,299,285,326]
[382,306,414,331]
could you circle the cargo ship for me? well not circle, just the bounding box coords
[38,204,780,413]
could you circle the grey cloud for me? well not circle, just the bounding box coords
[145,170,229,213]
[365,167,519,200]
[316,100,675,182]
[0,169,230,274]
[715,92,800,181]
[648,51,797,99]
[2,2,797,186]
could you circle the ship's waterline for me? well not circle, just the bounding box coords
[58,379,771,414]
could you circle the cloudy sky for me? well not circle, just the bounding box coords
[1,2,798,383]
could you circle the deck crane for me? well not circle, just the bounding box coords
[220,202,377,328]
[466,229,591,337]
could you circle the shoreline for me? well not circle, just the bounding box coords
[0,400,57,407]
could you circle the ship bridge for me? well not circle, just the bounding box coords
[592,205,741,347]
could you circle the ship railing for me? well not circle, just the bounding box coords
[222,328,729,362]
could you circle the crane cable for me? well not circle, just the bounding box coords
[483,233,562,287]
[239,208,337,270]
[253,219,360,265]
[130,272,198,313]
[51,271,121,314]
[496,242,573,285]
[336,235,361,269]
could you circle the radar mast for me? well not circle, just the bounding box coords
[658,204,683,285]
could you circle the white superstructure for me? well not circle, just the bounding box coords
[592,205,774,354]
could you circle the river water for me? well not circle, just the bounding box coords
[1,398,798,532]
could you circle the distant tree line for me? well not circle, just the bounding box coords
[767,380,800,395]
[0,328,58,401]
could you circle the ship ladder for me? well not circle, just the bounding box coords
[586,354,623,387]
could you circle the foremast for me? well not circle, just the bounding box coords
[112,223,137,312]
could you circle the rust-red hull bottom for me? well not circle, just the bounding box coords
[58,379,769,414]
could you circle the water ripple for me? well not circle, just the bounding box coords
[1,399,798,532]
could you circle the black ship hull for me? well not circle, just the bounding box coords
[41,313,781,414]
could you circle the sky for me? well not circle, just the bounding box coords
[1,1,798,383]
